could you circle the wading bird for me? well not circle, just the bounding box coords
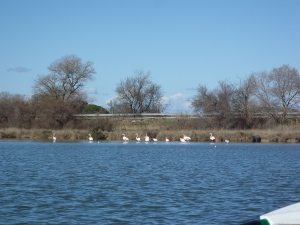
[183,134,191,141]
[180,137,186,143]
[135,134,140,142]
[145,133,149,142]
[122,134,129,141]
[210,133,216,142]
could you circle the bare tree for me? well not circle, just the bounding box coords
[253,65,300,125]
[214,81,235,128]
[231,74,258,129]
[190,84,217,116]
[12,95,35,129]
[270,65,300,115]
[108,70,166,113]
[0,92,35,129]
[31,94,86,129]
[33,54,95,101]
[190,81,235,129]
[32,55,95,128]
[0,92,14,129]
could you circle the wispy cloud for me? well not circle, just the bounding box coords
[163,93,192,113]
[105,96,116,105]
[186,87,197,91]
[83,87,98,95]
[7,67,31,73]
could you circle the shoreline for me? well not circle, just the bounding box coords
[1,128,300,143]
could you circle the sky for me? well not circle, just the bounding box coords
[1,0,300,113]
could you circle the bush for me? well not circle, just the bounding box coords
[83,104,109,114]
[0,131,17,138]
[90,128,107,140]
[39,130,52,140]
[252,135,261,143]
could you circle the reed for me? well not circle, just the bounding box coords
[1,123,300,143]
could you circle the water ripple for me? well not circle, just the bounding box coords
[0,141,299,224]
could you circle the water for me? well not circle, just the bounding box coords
[0,140,299,224]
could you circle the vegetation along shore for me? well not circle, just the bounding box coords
[1,118,300,143]
[1,55,300,143]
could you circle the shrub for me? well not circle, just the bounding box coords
[252,135,261,143]
[90,128,107,140]
[83,104,109,114]
[39,130,52,139]
[0,131,17,138]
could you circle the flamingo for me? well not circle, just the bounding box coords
[180,137,186,143]
[165,137,169,142]
[183,134,191,141]
[53,133,56,142]
[210,133,216,142]
[145,133,149,142]
[122,134,129,141]
[89,134,93,141]
[225,139,229,144]
[135,133,141,142]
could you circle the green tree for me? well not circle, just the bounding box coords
[83,104,109,114]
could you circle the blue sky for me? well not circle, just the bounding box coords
[1,0,300,112]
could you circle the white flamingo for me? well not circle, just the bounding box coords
[53,133,56,142]
[210,133,216,142]
[89,134,93,141]
[180,137,186,143]
[135,134,140,142]
[183,134,191,141]
[145,133,149,142]
[165,137,169,142]
[122,134,129,141]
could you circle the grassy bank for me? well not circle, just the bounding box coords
[1,127,300,143]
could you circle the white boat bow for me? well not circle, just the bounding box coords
[241,202,300,225]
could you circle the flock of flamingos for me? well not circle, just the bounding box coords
[52,132,229,143]
[119,132,228,143]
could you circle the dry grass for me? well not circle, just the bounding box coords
[1,118,300,143]
[95,128,300,143]
[0,128,91,141]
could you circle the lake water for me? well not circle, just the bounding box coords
[0,140,299,225]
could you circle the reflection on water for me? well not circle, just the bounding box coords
[0,141,299,224]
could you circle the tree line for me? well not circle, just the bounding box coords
[191,65,300,129]
[1,54,300,130]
